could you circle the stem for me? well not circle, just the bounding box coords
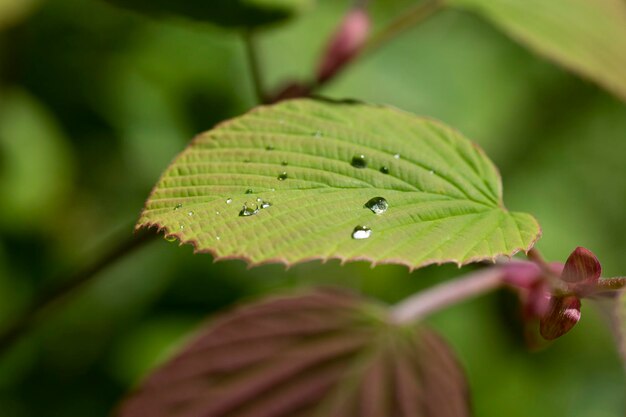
[597,277,626,291]
[362,0,442,55]
[0,228,156,356]
[391,266,505,323]
[526,248,569,293]
[243,30,266,104]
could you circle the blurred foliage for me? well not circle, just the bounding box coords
[105,0,313,28]
[0,0,624,416]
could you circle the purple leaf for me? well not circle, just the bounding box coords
[115,289,470,417]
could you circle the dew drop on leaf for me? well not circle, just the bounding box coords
[380,166,389,174]
[260,201,272,209]
[226,198,233,204]
[265,145,274,151]
[239,203,259,217]
[164,235,177,243]
[281,161,288,166]
[351,154,367,168]
[429,170,435,175]
[245,189,254,194]
[179,224,185,230]
[393,153,400,159]
[187,211,194,217]
[364,197,388,214]
[351,225,372,239]
[173,203,183,211]
[313,130,322,138]
[277,172,288,181]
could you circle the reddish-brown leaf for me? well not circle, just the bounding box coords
[115,289,470,417]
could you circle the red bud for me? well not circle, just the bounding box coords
[561,247,601,284]
[539,295,581,340]
[316,7,370,83]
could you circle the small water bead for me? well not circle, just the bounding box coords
[216,211,220,215]
[380,166,389,174]
[226,198,233,204]
[173,203,183,211]
[216,236,221,241]
[313,130,323,138]
[179,224,185,230]
[165,235,177,243]
[281,161,288,166]
[277,172,288,181]
[243,159,251,163]
[429,170,435,175]
[351,154,367,169]
[245,189,254,194]
[239,203,259,217]
[393,154,400,159]
[187,211,194,217]
[256,197,263,203]
[260,201,272,209]
[270,188,276,192]
[364,197,388,214]
[265,145,274,151]
[351,225,372,240]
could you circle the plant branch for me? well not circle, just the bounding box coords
[243,30,266,104]
[361,0,442,56]
[391,266,505,323]
[597,277,626,291]
[0,228,156,356]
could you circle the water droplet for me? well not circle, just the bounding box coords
[393,154,400,159]
[216,236,221,241]
[380,166,389,174]
[243,159,251,163]
[226,198,233,204]
[165,235,177,242]
[256,197,262,202]
[173,203,183,211]
[429,170,435,175]
[277,172,288,181]
[265,145,274,151]
[351,226,372,240]
[260,201,272,209]
[239,203,259,217]
[313,130,322,138]
[187,211,194,217]
[216,211,220,215]
[364,197,388,214]
[179,224,185,230]
[270,188,276,192]
[351,154,367,169]
[281,161,288,166]
[245,189,254,194]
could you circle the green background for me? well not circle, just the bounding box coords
[0,0,624,416]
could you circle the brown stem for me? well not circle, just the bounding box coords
[0,228,157,356]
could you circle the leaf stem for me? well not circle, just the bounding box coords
[597,277,626,291]
[242,30,266,104]
[0,228,156,356]
[391,266,505,323]
[361,0,443,55]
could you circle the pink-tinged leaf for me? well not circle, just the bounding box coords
[539,295,581,340]
[115,289,470,417]
[316,7,370,83]
[561,247,601,284]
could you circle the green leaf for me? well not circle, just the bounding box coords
[445,0,626,101]
[116,289,470,417]
[0,0,41,29]
[137,99,540,269]
[105,0,313,28]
